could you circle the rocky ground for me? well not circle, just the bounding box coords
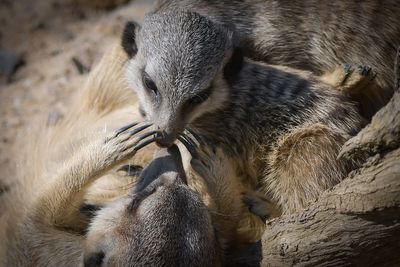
[0,0,154,211]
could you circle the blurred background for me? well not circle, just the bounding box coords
[0,0,154,212]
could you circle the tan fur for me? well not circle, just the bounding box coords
[0,42,245,265]
[0,43,156,266]
[190,147,256,245]
[202,149,285,244]
[180,62,369,245]
[321,65,375,94]
[266,123,359,213]
[321,64,382,119]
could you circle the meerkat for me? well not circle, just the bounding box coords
[84,144,223,267]
[83,138,267,266]
[121,11,365,217]
[153,0,400,119]
[1,42,266,266]
[4,122,221,266]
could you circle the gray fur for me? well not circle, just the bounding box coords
[154,0,400,118]
[127,11,234,144]
[85,145,220,267]
[125,11,365,213]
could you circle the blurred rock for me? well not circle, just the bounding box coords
[0,50,24,83]
[72,57,90,74]
[47,110,63,126]
[72,0,131,9]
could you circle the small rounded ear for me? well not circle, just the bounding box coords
[121,21,141,58]
[223,47,244,86]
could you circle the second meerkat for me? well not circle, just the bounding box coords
[153,0,400,119]
[122,11,365,214]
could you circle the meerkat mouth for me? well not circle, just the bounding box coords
[155,127,202,150]
[155,130,179,148]
[155,142,172,148]
[155,133,174,148]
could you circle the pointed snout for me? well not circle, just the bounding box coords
[155,130,178,148]
[154,114,186,148]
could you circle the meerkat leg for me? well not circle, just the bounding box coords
[265,123,357,214]
[29,122,156,229]
[242,191,278,222]
[189,145,246,242]
[233,190,282,246]
[181,135,269,246]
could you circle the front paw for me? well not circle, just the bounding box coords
[243,192,276,222]
[322,64,376,94]
[178,130,231,185]
[191,145,219,180]
[338,64,376,94]
[103,121,158,164]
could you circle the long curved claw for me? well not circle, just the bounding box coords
[134,136,157,152]
[129,123,152,136]
[137,130,158,141]
[185,128,205,146]
[124,130,158,153]
[178,133,198,158]
[115,122,139,137]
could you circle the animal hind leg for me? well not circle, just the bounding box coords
[187,140,271,246]
[265,123,355,214]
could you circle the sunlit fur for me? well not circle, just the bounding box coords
[0,44,154,266]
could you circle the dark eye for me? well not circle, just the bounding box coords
[188,86,212,106]
[142,72,158,96]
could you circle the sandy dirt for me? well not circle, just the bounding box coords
[0,0,155,209]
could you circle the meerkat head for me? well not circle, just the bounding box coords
[122,11,243,147]
[84,145,220,267]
